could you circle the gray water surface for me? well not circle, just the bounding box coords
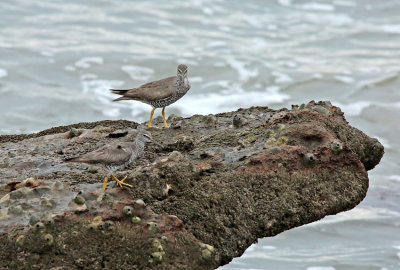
[1,1,399,269]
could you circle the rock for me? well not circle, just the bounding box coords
[0,101,384,269]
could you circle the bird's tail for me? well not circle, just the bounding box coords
[110,89,129,95]
[110,89,132,102]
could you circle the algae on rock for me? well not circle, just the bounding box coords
[0,101,384,269]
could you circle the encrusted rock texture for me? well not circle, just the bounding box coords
[0,101,384,269]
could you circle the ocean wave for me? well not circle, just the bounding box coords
[272,71,293,84]
[357,72,399,89]
[315,207,400,225]
[306,267,335,270]
[173,86,289,116]
[121,65,154,81]
[306,266,336,270]
[333,0,356,7]
[334,75,355,84]
[75,57,104,69]
[389,175,400,182]
[333,101,400,117]
[300,3,335,11]
[0,41,13,48]
[80,73,290,121]
[227,59,259,82]
[382,24,400,34]
[0,68,8,78]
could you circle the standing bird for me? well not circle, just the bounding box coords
[110,64,191,128]
[65,131,162,190]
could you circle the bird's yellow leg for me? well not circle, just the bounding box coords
[103,176,109,190]
[147,108,155,128]
[162,107,168,128]
[111,175,133,188]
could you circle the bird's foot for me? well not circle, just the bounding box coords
[111,175,133,188]
[146,123,152,128]
[117,176,131,187]
[162,123,169,128]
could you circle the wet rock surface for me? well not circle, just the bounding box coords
[0,101,384,269]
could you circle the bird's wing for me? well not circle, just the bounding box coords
[118,76,177,102]
[70,143,131,165]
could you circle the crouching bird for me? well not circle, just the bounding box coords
[65,130,162,190]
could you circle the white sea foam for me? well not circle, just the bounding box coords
[334,75,355,84]
[202,7,214,15]
[382,25,400,34]
[64,65,76,71]
[40,51,54,57]
[0,68,8,78]
[245,244,256,252]
[201,80,231,89]
[312,73,323,79]
[306,267,336,270]
[251,38,267,50]
[176,58,199,66]
[193,47,204,52]
[80,75,153,119]
[261,246,277,250]
[206,41,227,48]
[81,76,124,101]
[283,61,298,68]
[357,72,399,89]
[272,71,293,84]
[103,108,120,118]
[81,79,124,97]
[157,20,172,26]
[359,66,382,73]
[183,52,196,58]
[80,73,98,80]
[190,76,204,83]
[334,101,400,117]
[300,2,335,11]
[214,62,227,67]
[278,0,292,7]
[121,65,154,81]
[75,57,104,69]
[173,86,289,116]
[333,0,356,7]
[303,13,353,26]
[389,175,400,182]
[227,59,259,82]
[340,69,352,75]
[244,17,263,28]
[333,101,371,116]
[0,41,12,48]
[218,26,231,32]
[315,207,400,225]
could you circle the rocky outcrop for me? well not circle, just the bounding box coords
[0,101,384,269]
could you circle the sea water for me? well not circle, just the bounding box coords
[1,1,399,269]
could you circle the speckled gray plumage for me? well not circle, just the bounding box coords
[66,132,148,174]
[110,64,191,108]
